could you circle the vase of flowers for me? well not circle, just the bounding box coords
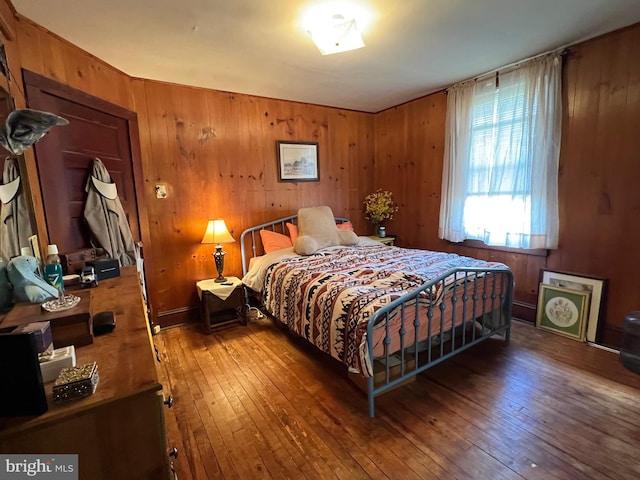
[363,189,399,236]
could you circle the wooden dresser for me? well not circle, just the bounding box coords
[0,267,174,479]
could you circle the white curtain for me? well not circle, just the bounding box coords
[439,53,562,249]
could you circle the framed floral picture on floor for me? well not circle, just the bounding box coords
[539,269,607,343]
[536,284,591,341]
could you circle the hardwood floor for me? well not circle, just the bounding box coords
[156,318,640,480]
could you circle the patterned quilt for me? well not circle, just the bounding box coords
[263,245,507,377]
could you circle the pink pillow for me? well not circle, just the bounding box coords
[286,223,299,245]
[336,221,354,232]
[259,229,292,253]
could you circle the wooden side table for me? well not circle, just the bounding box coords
[196,277,246,333]
[369,235,396,246]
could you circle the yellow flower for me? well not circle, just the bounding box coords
[363,189,399,224]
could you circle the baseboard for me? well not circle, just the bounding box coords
[599,325,625,350]
[512,300,536,324]
[157,306,199,328]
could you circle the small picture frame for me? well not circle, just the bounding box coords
[276,141,319,182]
[536,283,590,341]
[539,269,607,343]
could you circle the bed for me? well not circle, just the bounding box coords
[240,213,514,417]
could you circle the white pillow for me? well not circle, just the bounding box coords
[294,206,358,255]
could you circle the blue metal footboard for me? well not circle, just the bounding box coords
[364,267,514,417]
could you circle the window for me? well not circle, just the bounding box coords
[439,53,562,250]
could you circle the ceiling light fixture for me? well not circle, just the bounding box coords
[307,13,365,55]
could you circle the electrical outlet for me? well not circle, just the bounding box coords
[155,184,167,199]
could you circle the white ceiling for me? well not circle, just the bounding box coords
[12,0,640,113]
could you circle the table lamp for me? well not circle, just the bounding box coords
[201,219,235,282]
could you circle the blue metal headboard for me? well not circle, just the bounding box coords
[239,215,349,277]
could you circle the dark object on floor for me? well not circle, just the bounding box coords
[621,311,640,374]
[93,311,116,336]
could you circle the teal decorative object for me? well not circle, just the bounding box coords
[7,255,58,303]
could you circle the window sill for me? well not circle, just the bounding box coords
[452,239,549,257]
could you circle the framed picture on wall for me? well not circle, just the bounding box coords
[539,269,607,343]
[276,141,319,182]
[536,284,591,341]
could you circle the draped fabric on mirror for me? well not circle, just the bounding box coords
[0,156,31,259]
[439,52,562,249]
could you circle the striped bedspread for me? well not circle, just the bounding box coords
[263,244,507,376]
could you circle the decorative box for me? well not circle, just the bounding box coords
[12,321,53,354]
[39,345,76,383]
[87,258,120,280]
[60,248,96,274]
[53,361,99,402]
[2,291,93,347]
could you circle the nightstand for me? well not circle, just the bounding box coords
[369,235,395,246]
[196,277,245,333]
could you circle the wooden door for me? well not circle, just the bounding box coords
[23,71,141,253]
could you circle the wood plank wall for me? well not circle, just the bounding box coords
[13,14,375,325]
[7,3,640,345]
[15,17,134,110]
[131,80,374,323]
[548,24,640,346]
[375,23,640,347]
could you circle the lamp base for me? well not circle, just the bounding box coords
[212,246,227,283]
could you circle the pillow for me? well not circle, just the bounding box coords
[294,206,358,255]
[286,223,298,245]
[289,220,353,243]
[336,221,354,232]
[259,229,292,254]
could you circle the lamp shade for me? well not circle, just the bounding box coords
[201,219,235,245]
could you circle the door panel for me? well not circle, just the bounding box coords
[24,74,140,253]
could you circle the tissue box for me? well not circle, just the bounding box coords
[39,346,76,383]
[53,361,99,402]
[12,322,53,354]
[87,258,120,280]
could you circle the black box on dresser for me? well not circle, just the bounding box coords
[87,258,120,280]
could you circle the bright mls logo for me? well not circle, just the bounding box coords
[0,455,77,479]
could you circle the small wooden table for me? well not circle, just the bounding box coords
[369,235,396,246]
[196,277,245,333]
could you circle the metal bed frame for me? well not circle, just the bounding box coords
[240,215,514,417]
